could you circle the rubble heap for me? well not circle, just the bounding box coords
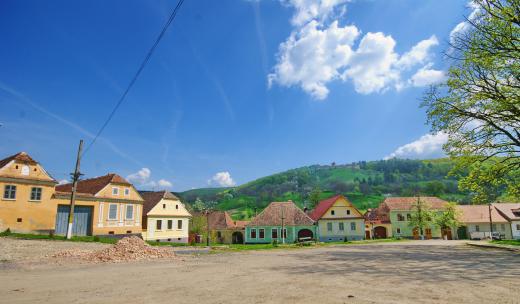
[53,236,175,263]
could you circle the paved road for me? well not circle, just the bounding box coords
[1,240,519,304]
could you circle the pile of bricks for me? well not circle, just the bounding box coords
[52,236,175,263]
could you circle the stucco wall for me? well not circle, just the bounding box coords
[317,219,365,241]
[245,225,316,243]
[143,216,189,243]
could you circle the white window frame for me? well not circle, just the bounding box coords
[271,228,278,239]
[30,187,42,201]
[112,187,119,196]
[108,203,118,220]
[177,219,183,230]
[3,185,16,200]
[250,228,257,239]
[125,204,134,220]
[124,188,130,196]
[156,220,163,231]
[167,220,173,230]
[259,228,265,239]
[351,222,356,231]
[339,222,344,231]
[327,222,333,232]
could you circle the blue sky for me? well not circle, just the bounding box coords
[0,0,472,191]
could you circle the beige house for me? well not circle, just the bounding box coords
[0,152,58,233]
[457,205,512,239]
[140,191,191,243]
[493,203,520,240]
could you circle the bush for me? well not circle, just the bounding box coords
[0,228,11,237]
[93,236,100,242]
[272,240,278,247]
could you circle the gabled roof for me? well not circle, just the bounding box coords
[382,197,448,211]
[55,173,131,195]
[208,211,236,230]
[0,152,38,169]
[364,205,391,224]
[248,201,314,227]
[309,194,361,221]
[457,204,509,223]
[493,203,520,221]
[139,190,181,216]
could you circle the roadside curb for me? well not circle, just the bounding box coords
[467,242,520,253]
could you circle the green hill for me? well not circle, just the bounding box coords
[178,158,472,220]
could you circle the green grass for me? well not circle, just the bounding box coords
[1,231,117,244]
[491,239,520,246]
[318,238,407,246]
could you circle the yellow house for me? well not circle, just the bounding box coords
[310,195,365,241]
[140,191,191,243]
[0,152,58,233]
[54,174,144,236]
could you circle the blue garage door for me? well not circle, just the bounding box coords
[55,205,93,236]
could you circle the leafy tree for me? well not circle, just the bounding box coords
[435,202,461,232]
[422,0,520,203]
[424,181,446,196]
[192,198,206,212]
[309,187,322,208]
[408,198,435,240]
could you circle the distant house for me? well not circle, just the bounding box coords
[0,152,58,233]
[191,210,248,244]
[370,197,451,239]
[457,204,512,239]
[492,203,520,239]
[309,195,365,242]
[245,201,315,244]
[364,205,393,239]
[54,173,144,237]
[140,191,191,243]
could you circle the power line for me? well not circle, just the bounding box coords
[82,0,185,157]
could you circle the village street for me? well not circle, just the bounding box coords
[1,239,519,304]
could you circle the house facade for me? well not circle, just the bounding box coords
[310,195,365,242]
[140,191,191,243]
[191,211,248,244]
[364,205,393,239]
[53,173,144,236]
[0,152,58,233]
[372,197,451,239]
[493,203,520,240]
[457,204,512,239]
[245,201,315,244]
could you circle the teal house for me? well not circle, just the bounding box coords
[245,201,316,244]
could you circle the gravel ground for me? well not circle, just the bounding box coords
[0,238,519,304]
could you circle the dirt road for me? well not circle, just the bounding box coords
[1,239,519,304]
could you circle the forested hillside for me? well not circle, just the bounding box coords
[178,158,474,219]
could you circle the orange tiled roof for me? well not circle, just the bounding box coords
[0,152,38,169]
[383,197,448,210]
[457,204,509,223]
[55,173,131,195]
[248,201,314,226]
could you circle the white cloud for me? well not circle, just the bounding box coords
[58,179,69,185]
[385,132,448,160]
[268,1,443,99]
[208,171,236,187]
[450,1,481,44]
[409,65,446,87]
[126,168,172,189]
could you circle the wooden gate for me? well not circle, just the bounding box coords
[55,205,93,236]
[425,228,432,240]
[374,226,387,239]
[442,228,453,240]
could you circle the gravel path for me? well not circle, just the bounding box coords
[1,239,518,303]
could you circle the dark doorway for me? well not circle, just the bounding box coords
[457,226,468,239]
[297,229,313,240]
[374,226,387,238]
[55,205,93,236]
[232,231,244,244]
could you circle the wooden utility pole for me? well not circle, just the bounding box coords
[488,203,494,238]
[281,206,285,244]
[66,140,84,240]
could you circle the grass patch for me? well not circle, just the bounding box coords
[491,239,520,246]
[318,238,408,246]
[1,231,117,244]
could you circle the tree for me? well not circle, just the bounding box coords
[435,202,462,235]
[408,198,435,240]
[309,187,322,208]
[422,0,520,203]
[193,198,206,212]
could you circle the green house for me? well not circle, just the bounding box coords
[245,201,315,244]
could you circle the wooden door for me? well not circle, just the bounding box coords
[412,228,419,240]
[425,228,432,240]
[442,228,453,240]
[365,230,371,239]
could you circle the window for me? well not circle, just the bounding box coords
[177,220,182,229]
[3,185,16,200]
[516,224,520,231]
[176,205,179,210]
[350,222,356,231]
[327,222,333,232]
[30,187,42,201]
[112,187,119,195]
[217,231,222,238]
[406,214,412,221]
[272,228,278,239]
[125,205,134,220]
[17,218,22,222]
[250,229,257,239]
[397,214,405,221]
[475,225,480,232]
[282,228,287,239]
[168,220,173,230]
[397,228,401,234]
[259,229,265,239]
[331,210,335,216]
[339,222,344,231]
[124,188,130,196]
[163,204,166,209]
[500,224,505,231]
[156,220,162,230]
[346,210,351,215]
[492,224,497,231]
[108,204,118,220]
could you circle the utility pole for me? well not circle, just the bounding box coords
[205,209,210,247]
[488,203,494,239]
[66,140,84,239]
[281,206,285,244]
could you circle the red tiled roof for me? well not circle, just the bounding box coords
[364,205,391,224]
[248,201,314,226]
[139,191,180,217]
[309,194,360,221]
[491,203,520,221]
[382,197,448,210]
[207,211,236,230]
[234,220,250,229]
[0,152,38,169]
[55,173,131,195]
[457,205,509,223]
